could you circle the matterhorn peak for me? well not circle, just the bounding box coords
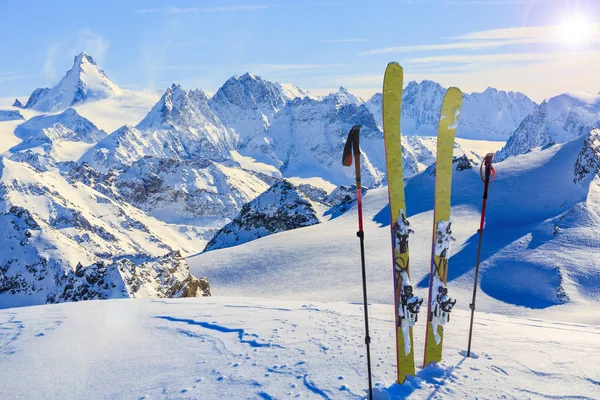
[73,52,97,67]
[23,53,122,112]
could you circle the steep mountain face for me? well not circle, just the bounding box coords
[573,129,600,184]
[322,86,363,105]
[497,93,600,161]
[266,95,386,187]
[461,87,537,140]
[9,108,106,166]
[24,53,123,112]
[14,108,105,144]
[365,92,382,128]
[12,98,24,108]
[208,73,309,148]
[80,84,233,172]
[366,81,536,140]
[204,180,319,252]
[0,110,24,122]
[0,157,210,309]
[109,157,273,220]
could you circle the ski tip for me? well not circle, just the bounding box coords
[446,86,462,96]
[386,62,403,71]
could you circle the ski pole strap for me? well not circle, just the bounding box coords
[342,125,362,166]
[480,153,496,186]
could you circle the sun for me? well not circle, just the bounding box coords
[557,15,596,46]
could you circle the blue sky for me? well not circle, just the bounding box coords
[1,0,599,101]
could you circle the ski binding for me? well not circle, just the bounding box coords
[429,277,456,345]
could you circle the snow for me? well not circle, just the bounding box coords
[189,135,599,317]
[367,81,537,141]
[74,90,161,132]
[0,298,598,399]
[24,53,123,112]
[1,53,600,399]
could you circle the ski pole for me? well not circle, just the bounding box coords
[467,153,496,358]
[342,124,373,400]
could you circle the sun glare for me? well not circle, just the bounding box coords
[557,15,595,46]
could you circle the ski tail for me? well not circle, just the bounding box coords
[383,62,418,384]
[423,87,463,367]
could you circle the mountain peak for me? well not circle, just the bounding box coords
[23,53,122,112]
[240,72,259,81]
[324,86,362,105]
[73,52,97,67]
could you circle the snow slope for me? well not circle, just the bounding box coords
[188,132,599,314]
[0,298,598,399]
[74,90,161,132]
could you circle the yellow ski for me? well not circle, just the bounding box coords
[423,87,463,367]
[383,62,423,384]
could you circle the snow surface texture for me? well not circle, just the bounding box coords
[0,158,209,309]
[496,93,600,161]
[0,298,598,399]
[204,180,320,252]
[24,53,123,112]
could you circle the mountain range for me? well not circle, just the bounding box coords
[1,53,599,308]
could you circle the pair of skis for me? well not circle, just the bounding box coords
[383,62,462,383]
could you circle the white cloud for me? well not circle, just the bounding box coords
[249,63,349,72]
[0,73,25,82]
[321,39,367,43]
[360,23,600,55]
[43,42,61,81]
[358,40,531,55]
[42,29,109,83]
[135,5,274,14]
[404,50,600,64]
[69,29,109,64]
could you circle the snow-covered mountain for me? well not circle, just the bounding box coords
[24,53,123,112]
[496,93,600,161]
[8,108,106,168]
[0,110,24,122]
[204,180,320,252]
[208,73,310,148]
[265,96,385,186]
[0,157,210,308]
[80,84,233,172]
[73,157,274,221]
[367,81,537,140]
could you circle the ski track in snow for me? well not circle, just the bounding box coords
[0,298,599,399]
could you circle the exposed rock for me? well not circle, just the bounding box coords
[573,129,600,184]
[204,180,319,252]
